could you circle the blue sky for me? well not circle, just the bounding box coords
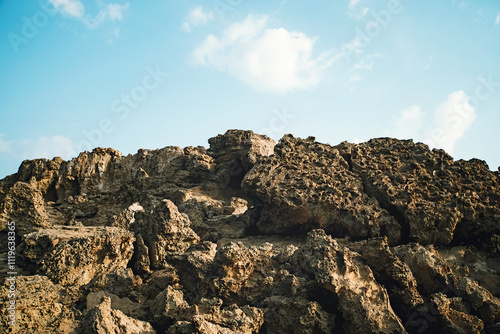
[1,0,499,178]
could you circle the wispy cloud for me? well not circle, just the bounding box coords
[49,0,84,18]
[82,3,130,29]
[189,14,340,92]
[49,0,129,29]
[0,135,76,161]
[0,134,12,154]
[348,0,369,20]
[495,12,500,26]
[385,91,476,154]
[182,6,214,32]
[425,90,475,153]
[422,54,435,71]
[349,0,361,10]
[387,105,425,140]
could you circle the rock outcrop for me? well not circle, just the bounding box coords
[1,130,499,333]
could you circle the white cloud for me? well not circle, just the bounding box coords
[353,59,374,70]
[424,90,475,153]
[0,134,12,153]
[49,1,129,29]
[422,54,435,71]
[386,91,476,155]
[82,3,130,29]
[389,105,425,140]
[352,137,364,144]
[27,136,76,160]
[0,135,76,161]
[495,12,500,26]
[49,0,85,18]
[349,73,362,82]
[349,0,361,9]
[182,6,214,32]
[189,14,340,92]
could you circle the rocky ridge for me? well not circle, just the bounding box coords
[1,129,499,333]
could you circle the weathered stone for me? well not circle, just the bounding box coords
[19,226,135,287]
[132,233,151,274]
[350,138,500,245]
[0,181,63,235]
[393,243,457,296]
[131,199,199,268]
[0,275,80,333]
[1,130,500,333]
[78,297,156,334]
[293,229,405,334]
[348,238,424,320]
[262,295,336,334]
[243,135,401,243]
[208,129,275,171]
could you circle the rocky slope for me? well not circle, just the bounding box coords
[1,130,499,333]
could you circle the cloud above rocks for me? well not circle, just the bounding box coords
[189,14,340,92]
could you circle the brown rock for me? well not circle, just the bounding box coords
[131,199,199,269]
[293,229,405,334]
[19,226,135,287]
[243,135,401,243]
[0,275,80,333]
[0,181,61,235]
[262,295,336,334]
[350,138,500,245]
[78,296,156,334]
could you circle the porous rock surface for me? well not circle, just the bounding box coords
[1,130,499,333]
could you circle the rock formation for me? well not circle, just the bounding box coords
[1,130,499,333]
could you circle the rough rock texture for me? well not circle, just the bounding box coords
[348,138,500,246]
[242,135,402,244]
[19,226,135,287]
[293,230,405,334]
[1,130,500,333]
[0,275,81,333]
[78,297,156,334]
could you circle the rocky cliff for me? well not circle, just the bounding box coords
[1,130,499,333]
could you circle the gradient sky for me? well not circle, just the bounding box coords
[1,0,499,178]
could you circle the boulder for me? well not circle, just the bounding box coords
[19,226,135,287]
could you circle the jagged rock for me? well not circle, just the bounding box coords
[459,278,500,326]
[430,293,484,334]
[0,275,81,333]
[438,246,500,296]
[151,286,191,325]
[349,138,500,246]
[131,199,199,268]
[293,229,405,334]
[152,286,264,333]
[207,129,275,177]
[19,226,135,287]
[347,238,424,320]
[190,299,263,334]
[261,295,336,334]
[86,268,143,300]
[132,233,151,274]
[393,243,457,296]
[170,241,217,293]
[0,181,62,235]
[175,187,249,241]
[1,131,500,333]
[86,290,148,320]
[208,241,276,303]
[78,297,156,334]
[243,135,401,243]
